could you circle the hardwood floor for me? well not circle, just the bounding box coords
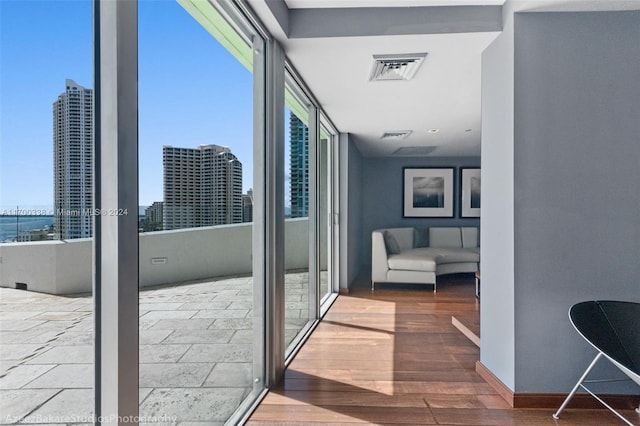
[247,275,636,425]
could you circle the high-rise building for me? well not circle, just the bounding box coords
[141,201,164,232]
[145,201,164,224]
[53,79,93,239]
[242,189,253,223]
[289,113,309,218]
[163,144,242,230]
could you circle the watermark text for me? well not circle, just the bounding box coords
[2,208,129,216]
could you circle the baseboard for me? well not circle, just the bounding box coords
[339,288,350,295]
[475,361,639,409]
[514,393,639,410]
[475,361,514,407]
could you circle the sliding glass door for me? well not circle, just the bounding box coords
[0,3,95,424]
[283,78,313,353]
[138,1,264,423]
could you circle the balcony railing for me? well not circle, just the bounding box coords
[0,218,310,294]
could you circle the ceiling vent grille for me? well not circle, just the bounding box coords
[392,146,437,156]
[381,130,412,141]
[370,53,427,81]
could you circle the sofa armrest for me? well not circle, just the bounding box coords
[371,230,389,282]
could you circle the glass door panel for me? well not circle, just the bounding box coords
[283,94,311,350]
[0,2,95,424]
[138,1,262,423]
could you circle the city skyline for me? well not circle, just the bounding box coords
[1,0,255,211]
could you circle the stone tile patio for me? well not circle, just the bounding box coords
[0,273,310,425]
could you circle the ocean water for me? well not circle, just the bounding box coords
[0,216,54,242]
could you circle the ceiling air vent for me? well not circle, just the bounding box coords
[369,53,427,81]
[392,146,437,156]
[381,130,412,141]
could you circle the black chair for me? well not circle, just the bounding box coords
[553,301,640,425]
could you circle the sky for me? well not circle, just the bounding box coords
[0,0,259,210]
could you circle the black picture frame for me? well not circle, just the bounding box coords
[460,167,481,218]
[403,167,454,218]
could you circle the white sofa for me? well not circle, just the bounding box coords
[371,227,479,292]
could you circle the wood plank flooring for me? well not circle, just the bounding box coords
[247,274,637,425]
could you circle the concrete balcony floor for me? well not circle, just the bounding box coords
[0,272,312,425]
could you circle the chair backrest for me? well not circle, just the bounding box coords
[570,301,640,383]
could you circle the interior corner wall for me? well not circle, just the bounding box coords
[339,133,364,290]
[480,17,516,390]
[360,156,480,270]
[347,137,364,287]
[513,10,640,393]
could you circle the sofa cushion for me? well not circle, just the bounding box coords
[461,227,479,248]
[429,227,462,248]
[387,248,437,271]
[434,248,480,264]
[383,231,401,254]
[384,227,415,251]
[465,247,480,255]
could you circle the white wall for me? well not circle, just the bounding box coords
[479,2,516,390]
[0,219,309,295]
[0,240,93,294]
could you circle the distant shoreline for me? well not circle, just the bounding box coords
[0,214,55,218]
[0,216,55,242]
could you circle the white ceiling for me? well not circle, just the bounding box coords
[245,0,638,158]
[284,32,498,157]
[284,0,505,8]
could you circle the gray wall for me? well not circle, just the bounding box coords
[360,156,480,268]
[512,10,640,393]
[347,135,364,287]
[339,133,365,290]
[347,137,364,287]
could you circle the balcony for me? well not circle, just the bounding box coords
[0,220,313,424]
[0,220,309,294]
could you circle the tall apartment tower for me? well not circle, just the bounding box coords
[53,79,93,239]
[163,144,242,230]
[242,189,253,223]
[289,113,309,218]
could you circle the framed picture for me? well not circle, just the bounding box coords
[460,168,481,218]
[403,167,454,218]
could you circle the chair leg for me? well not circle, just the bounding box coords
[371,281,375,292]
[553,352,603,420]
[580,384,636,426]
